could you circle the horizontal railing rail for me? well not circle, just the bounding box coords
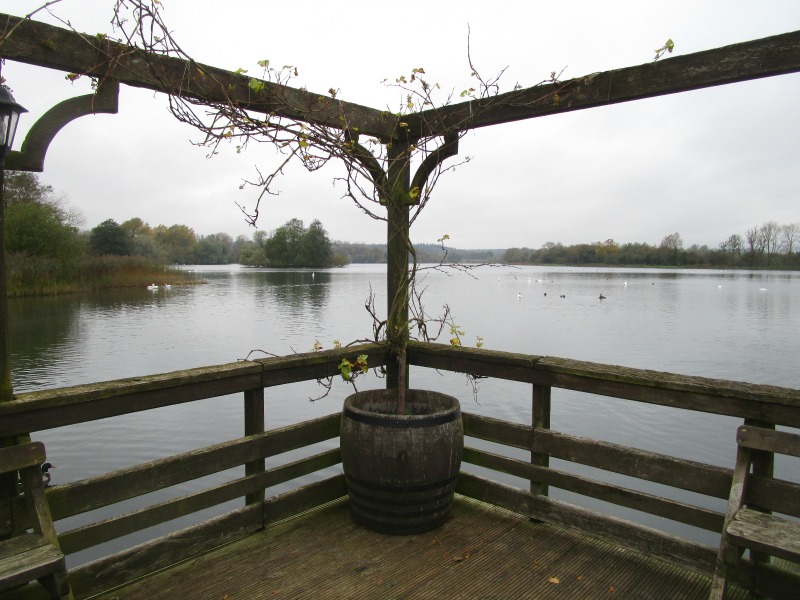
[407,341,800,583]
[0,344,388,436]
[2,340,798,597]
[407,342,800,426]
[0,344,387,598]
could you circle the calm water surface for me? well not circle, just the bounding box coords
[8,265,800,564]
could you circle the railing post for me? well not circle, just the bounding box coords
[531,383,552,497]
[743,418,775,566]
[244,387,265,507]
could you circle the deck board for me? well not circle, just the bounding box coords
[90,495,749,600]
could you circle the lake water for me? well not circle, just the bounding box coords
[8,264,800,565]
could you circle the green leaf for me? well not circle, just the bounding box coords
[257,59,270,68]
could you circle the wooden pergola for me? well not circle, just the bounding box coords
[1,12,800,396]
[2,16,800,597]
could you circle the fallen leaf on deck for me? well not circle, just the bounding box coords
[548,577,560,584]
[609,586,616,593]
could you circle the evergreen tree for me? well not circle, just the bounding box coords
[90,219,131,256]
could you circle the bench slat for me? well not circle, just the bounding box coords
[0,534,65,589]
[726,508,800,564]
[0,441,46,475]
[737,426,800,458]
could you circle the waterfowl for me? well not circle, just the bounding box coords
[599,294,606,300]
[147,283,158,290]
[41,462,56,487]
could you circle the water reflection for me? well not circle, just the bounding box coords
[242,269,331,315]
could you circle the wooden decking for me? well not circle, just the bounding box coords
[90,496,749,600]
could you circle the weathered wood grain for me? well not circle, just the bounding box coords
[59,448,341,555]
[409,342,800,426]
[67,503,262,599]
[463,446,724,532]
[747,475,800,518]
[727,508,800,563]
[257,343,387,387]
[737,424,800,457]
[534,428,733,498]
[0,362,262,436]
[43,413,339,523]
[263,474,348,525]
[456,472,718,575]
[530,383,551,497]
[462,412,531,449]
[0,13,396,140]
[82,496,753,600]
[403,30,800,137]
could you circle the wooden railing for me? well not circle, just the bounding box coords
[407,341,800,598]
[1,340,798,598]
[0,344,387,597]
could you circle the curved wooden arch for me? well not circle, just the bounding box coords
[5,78,119,172]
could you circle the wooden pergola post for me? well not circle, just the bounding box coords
[385,140,411,393]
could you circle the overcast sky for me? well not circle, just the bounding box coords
[3,0,799,250]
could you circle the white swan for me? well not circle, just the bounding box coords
[147,283,158,290]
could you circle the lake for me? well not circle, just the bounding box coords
[8,264,800,565]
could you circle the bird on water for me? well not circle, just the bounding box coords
[599,294,606,300]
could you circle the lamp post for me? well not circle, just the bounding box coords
[0,85,27,404]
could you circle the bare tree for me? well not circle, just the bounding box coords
[782,222,799,255]
[744,226,761,265]
[758,221,781,265]
[719,233,743,266]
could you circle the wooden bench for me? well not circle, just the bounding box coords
[709,425,800,599]
[0,442,72,599]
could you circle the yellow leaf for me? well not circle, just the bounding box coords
[548,577,560,584]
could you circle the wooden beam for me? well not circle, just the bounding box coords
[0,12,397,139]
[402,30,800,138]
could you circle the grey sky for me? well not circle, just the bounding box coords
[4,0,799,250]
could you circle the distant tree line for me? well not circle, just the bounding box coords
[504,225,800,269]
[3,172,194,295]
[330,242,500,264]
[88,217,250,265]
[7,172,798,282]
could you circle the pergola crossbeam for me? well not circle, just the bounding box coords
[3,14,799,144]
[402,29,800,138]
[0,13,397,140]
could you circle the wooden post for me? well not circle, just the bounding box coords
[385,140,411,400]
[0,168,12,406]
[0,168,18,533]
[743,418,775,566]
[530,383,551,497]
[244,387,265,509]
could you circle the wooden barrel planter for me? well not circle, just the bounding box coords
[340,389,463,535]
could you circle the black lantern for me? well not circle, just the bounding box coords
[0,86,27,167]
